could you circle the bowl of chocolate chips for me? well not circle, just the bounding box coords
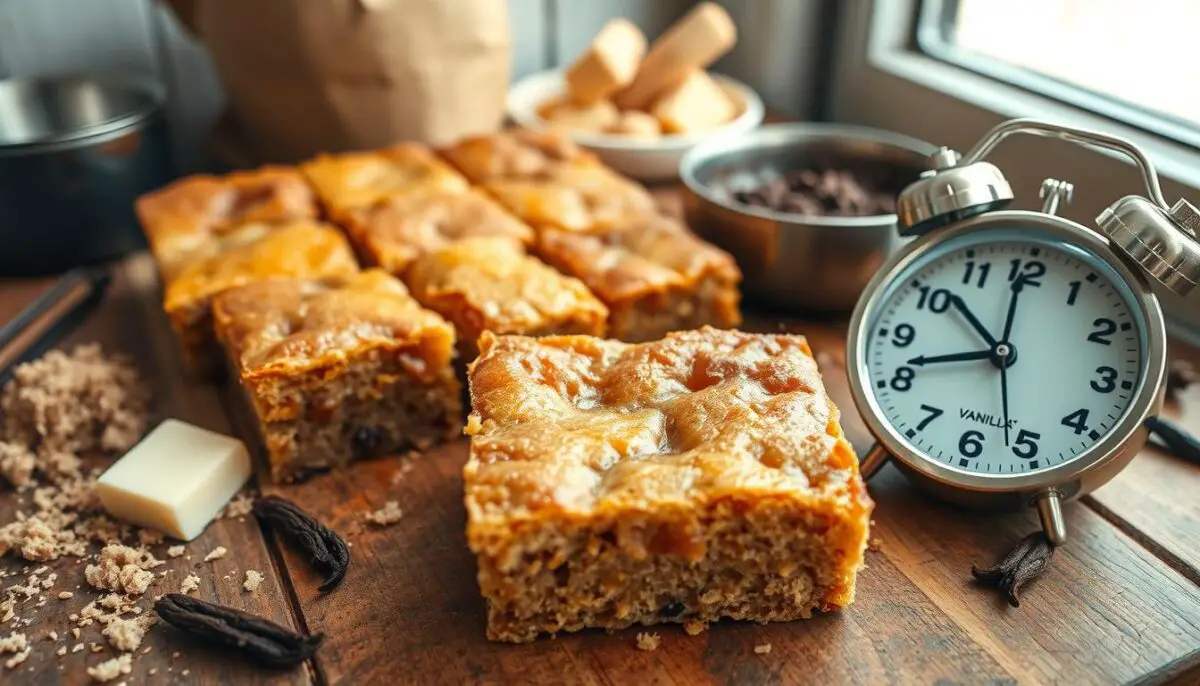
[680,123,937,312]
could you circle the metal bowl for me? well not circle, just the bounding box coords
[0,74,174,275]
[680,123,938,313]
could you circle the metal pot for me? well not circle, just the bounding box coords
[680,123,938,313]
[0,74,174,275]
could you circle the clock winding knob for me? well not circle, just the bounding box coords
[1096,195,1200,296]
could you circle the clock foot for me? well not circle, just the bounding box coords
[859,443,890,481]
[1034,489,1067,546]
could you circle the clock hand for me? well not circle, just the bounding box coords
[997,277,1025,447]
[1001,277,1025,343]
[908,350,993,366]
[949,295,998,347]
[1000,356,1011,447]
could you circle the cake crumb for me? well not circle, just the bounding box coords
[683,620,707,636]
[203,546,227,563]
[754,643,772,655]
[72,643,85,653]
[635,632,660,651]
[87,653,132,682]
[364,501,403,526]
[868,537,883,552]
[0,632,28,654]
[56,645,67,656]
[102,615,153,652]
[58,591,73,599]
[221,492,255,519]
[166,545,185,558]
[148,668,157,676]
[85,544,159,596]
[72,628,80,639]
[179,574,201,595]
[243,570,264,593]
[4,647,30,669]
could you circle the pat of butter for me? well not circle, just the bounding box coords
[97,419,251,541]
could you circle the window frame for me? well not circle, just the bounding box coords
[829,0,1200,341]
[914,0,1200,152]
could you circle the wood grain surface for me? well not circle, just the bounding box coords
[2,255,1199,686]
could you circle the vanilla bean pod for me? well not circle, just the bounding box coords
[971,532,1055,607]
[155,594,322,667]
[253,496,350,591]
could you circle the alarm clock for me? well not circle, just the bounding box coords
[846,118,1200,547]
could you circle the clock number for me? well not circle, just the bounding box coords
[1008,258,1046,287]
[1091,366,1118,393]
[1012,430,1041,459]
[892,323,916,348]
[962,261,991,288]
[916,286,952,313]
[1061,408,1090,435]
[916,404,944,431]
[890,366,915,392]
[959,430,984,458]
[1087,318,1117,345]
[1066,280,1082,306]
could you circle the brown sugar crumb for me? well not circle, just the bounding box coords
[221,492,255,519]
[203,546,227,563]
[56,645,67,656]
[101,615,154,652]
[683,620,707,636]
[179,574,201,595]
[635,632,661,651]
[4,647,30,669]
[85,545,160,596]
[754,643,772,655]
[364,501,404,526]
[166,545,185,558]
[58,591,74,600]
[87,653,132,682]
[0,632,28,655]
[243,570,264,593]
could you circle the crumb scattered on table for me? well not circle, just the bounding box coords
[243,570,264,593]
[754,642,772,655]
[167,545,185,558]
[179,574,201,595]
[683,620,706,636]
[86,653,132,682]
[868,537,883,552]
[203,546,227,563]
[364,501,404,526]
[636,632,661,651]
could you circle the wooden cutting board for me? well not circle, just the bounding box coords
[1,254,1198,685]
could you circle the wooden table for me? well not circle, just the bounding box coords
[2,255,1199,686]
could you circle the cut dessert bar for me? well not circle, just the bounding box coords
[213,270,462,483]
[163,221,359,376]
[405,237,607,361]
[483,164,657,233]
[463,327,873,642]
[136,166,318,280]
[343,187,535,275]
[300,143,470,221]
[438,129,600,184]
[537,214,742,341]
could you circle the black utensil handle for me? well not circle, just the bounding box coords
[1146,416,1200,466]
[0,267,111,384]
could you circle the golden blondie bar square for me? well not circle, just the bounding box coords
[136,166,318,280]
[438,129,600,184]
[537,214,742,341]
[343,188,535,275]
[464,327,873,642]
[300,143,470,221]
[162,221,360,376]
[404,237,607,361]
[213,270,461,483]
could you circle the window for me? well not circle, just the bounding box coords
[918,0,1200,148]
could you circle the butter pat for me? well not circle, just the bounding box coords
[97,419,251,541]
[651,71,737,133]
[565,19,647,104]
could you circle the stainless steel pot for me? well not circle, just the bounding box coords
[680,123,938,313]
[0,74,174,275]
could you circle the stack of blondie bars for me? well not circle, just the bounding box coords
[135,130,743,482]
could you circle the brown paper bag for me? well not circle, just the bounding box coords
[164,0,512,164]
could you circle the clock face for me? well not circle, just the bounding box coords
[864,232,1146,476]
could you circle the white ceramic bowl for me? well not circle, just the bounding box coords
[507,69,765,182]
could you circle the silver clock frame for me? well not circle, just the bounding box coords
[846,210,1168,541]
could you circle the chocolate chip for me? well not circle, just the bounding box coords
[659,602,687,617]
[724,165,901,217]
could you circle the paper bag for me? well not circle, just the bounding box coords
[164,0,512,163]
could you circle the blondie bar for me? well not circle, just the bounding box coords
[438,129,600,184]
[537,214,742,341]
[213,270,461,482]
[162,221,359,376]
[300,143,470,221]
[404,237,607,361]
[136,166,317,281]
[343,188,535,275]
[464,328,873,642]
